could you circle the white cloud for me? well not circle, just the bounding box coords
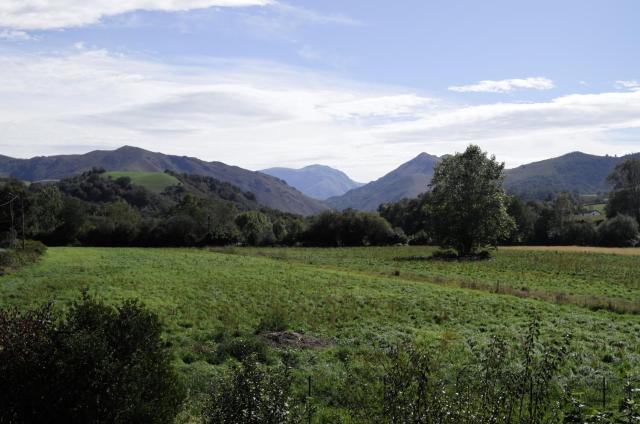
[0,49,639,181]
[616,80,640,91]
[271,2,361,26]
[449,77,555,93]
[0,0,272,30]
[0,29,34,40]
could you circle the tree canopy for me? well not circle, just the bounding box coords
[427,145,514,256]
[606,157,640,223]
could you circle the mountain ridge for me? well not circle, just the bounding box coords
[2,146,638,214]
[502,151,634,199]
[326,152,441,211]
[0,146,327,216]
[326,150,640,211]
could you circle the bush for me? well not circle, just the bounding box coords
[214,335,269,364]
[598,214,639,246]
[204,357,297,424]
[304,209,402,247]
[408,230,432,245]
[0,292,185,423]
[560,221,598,246]
[0,240,47,273]
[345,318,571,423]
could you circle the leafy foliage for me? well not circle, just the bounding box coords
[598,214,639,247]
[606,157,640,223]
[0,293,185,424]
[203,357,296,424]
[427,145,515,256]
[0,169,308,248]
[0,240,46,272]
[304,209,406,246]
[345,318,571,424]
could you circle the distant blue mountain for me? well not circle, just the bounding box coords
[261,164,364,200]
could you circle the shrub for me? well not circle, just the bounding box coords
[304,209,402,247]
[560,221,598,246]
[345,317,571,423]
[598,214,639,246]
[0,292,185,424]
[204,356,297,424]
[214,335,269,364]
[0,240,47,273]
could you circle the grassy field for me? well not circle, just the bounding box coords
[104,171,180,193]
[1,246,639,420]
[234,246,640,313]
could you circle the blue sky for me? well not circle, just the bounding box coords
[1,0,639,181]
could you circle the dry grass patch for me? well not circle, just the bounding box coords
[503,245,640,256]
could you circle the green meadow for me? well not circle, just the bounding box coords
[235,246,640,313]
[1,246,640,420]
[104,171,180,193]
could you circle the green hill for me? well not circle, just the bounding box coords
[503,152,628,199]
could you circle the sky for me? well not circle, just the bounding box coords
[0,0,639,182]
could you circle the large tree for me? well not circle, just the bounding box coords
[606,157,640,224]
[427,145,514,256]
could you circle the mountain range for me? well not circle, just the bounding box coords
[326,151,636,211]
[0,146,636,215]
[0,146,327,216]
[260,164,363,200]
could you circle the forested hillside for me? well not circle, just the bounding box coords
[0,146,327,216]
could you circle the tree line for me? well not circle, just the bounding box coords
[0,169,403,249]
[1,147,639,252]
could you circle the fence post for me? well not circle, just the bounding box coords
[308,375,312,424]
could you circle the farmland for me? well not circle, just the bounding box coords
[235,246,640,313]
[1,246,640,421]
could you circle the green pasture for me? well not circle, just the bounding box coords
[235,245,640,313]
[1,246,639,420]
[104,171,180,193]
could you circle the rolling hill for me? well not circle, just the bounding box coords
[0,146,327,216]
[260,164,363,200]
[503,152,633,199]
[326,153,441,211]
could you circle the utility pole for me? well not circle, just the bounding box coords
[2,193,20,249]
[20,196,25,249]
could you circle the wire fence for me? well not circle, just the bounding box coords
[565,374,640,411]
